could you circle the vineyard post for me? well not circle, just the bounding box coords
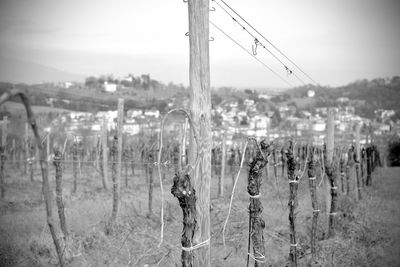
[346,148,354,196]
[12,138,15,168]
[287,141,299,267]
[101,117,109,190]
[326,108,337,238]
[24,123,29,175]
[46,134,50,162]
[72,141,78,194]
[355,124,362,199]
[219,131,226,197]
[339,151,345,194]
[188,0,211,264]
[366,146,372,186]
[29,143,34,181]
[53,148,68,238]
[0,116,6,199]
[1,116,7,148]
[110,98,124,224]
[307,146,319,262]
[178,125,183,172]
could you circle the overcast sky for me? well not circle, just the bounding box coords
[0,0,399,88]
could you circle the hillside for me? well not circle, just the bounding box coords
[272,77,400,119]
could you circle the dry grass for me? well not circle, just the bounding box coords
[0,163,399,266]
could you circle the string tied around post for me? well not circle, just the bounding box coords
[181,238,210,252]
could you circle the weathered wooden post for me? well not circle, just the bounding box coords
[72,141,78,194]
[287,141,299,267]
[148,153,154,216]
[109,98,124,225]
[187,0,212,264]
[24,123,29,175]
[0,116,6,199]
[53,148,68,238]
[339,150,345,194]
[219,132,226,197]
[307,146,319,262]
[1,116,8,147]
[354,124,362,199]
[0,146,5,199]
[366,146,372,186]
[101,118,109,190]
[325,108,337,238]
[346,147,354,196]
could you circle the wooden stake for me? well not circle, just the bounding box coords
[287,141,298,267]
[1,116,8,148]
[325,108,337,238]
[307,146,319,262]
[101,118,109,190]
[110,98,124,224]
[53,148,68,237]
[188,0,211,264]
[219,131,226,197]
[25,123,29,175]
[72,141,78,194]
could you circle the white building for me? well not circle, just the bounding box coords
[104,82,117,93]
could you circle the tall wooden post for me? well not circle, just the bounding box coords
[326,108,337,238]
[0,116,7,199]
[219,131,226,197]
[355,124,362,199]
[110,98,124,223]
[1,116,7,148]
[101,118,109,190]
[24,123,29,175]
[188,0,211,265]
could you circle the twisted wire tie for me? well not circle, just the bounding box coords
[289,180,299,184]
[247,251,266,263]
[249,193,261,199]
[331,186,338,190]
[181,238,210,252]
[329,212,338,216]
[312,209,320,213]
[309,176,316,180]
[290,243,298,247]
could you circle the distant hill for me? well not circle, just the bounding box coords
[274,77,400,118]
[0,56,85,84]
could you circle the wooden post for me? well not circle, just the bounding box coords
[110,98,124,223]
[0,116,6,198]
[46,134,50,162]
[188,0,211,264]
[53,148,68,237]
[1,116,7,148]
[0,146,5,199]
[307,146,319,262]
[287,141,299,267]
[219,132,226,197]
[101,118,109,190]
[148,153,154,215]
[326,108,337,238]
[25,123,29,175]
[12,138,15,167]
[72,141,78,193]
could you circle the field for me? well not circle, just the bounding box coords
[0,160,399,266]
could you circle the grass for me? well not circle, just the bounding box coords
[0,161,399,266]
